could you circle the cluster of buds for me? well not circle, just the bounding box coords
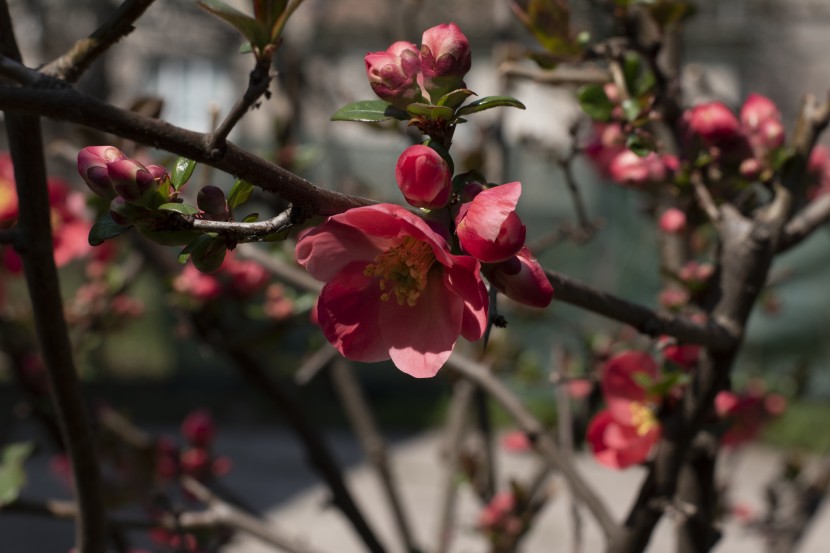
[715,383,787,447]
[365,22,471,108]
[478,491,525,541]
[156,410,231,483]
[585,123,679,187]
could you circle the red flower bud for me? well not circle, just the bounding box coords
[686,102,741,144]
[456,182,526,263]
[658,208,686,234]
[395,145,452,209]
[740,94,780,131]
[484,246,553,308]
[181,409,216,448]
[608,150,672,186]
[197,185,230,220]
[107,158,154,201]
[365,41,423,109]
[77,146,126,197]
[420,22,471,101]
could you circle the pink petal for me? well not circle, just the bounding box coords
[587,410,660,469]
[295,219,387,282]
[316,262,390,363]
[601,351,658,424]
[457,182,522,243]
[445,254,488,341]
[380,269,463,377]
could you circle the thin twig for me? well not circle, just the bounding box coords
[207,59,273,152]
[499,61,611,86]
[329,358,418,553]
[295,342,338,385]
[778,193,830,252]
[41,0,158,83]
[691,172,722,223]
[435,379,476,553]
[444,353,618,541]
[0,3,108,552]
[189,205,295,242]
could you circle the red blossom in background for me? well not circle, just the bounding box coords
[296,203,488,378]
[587,351,661,469]
[608,150,677,187]
[395,145,452,209]
[0,154,18,225]
[715,387,787,447]
[483,246,553,308]
[501,430,532,453]
[686,101,742,145]
[456,182,526,263]
[659,208,687,234]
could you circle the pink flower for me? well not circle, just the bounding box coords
[686,101,741,144]
[295,204,488,378]
[456,182,526,263]
[221,255,269,296]
[395,145,452,209]
[567,378,594,399]
[585,123,626,177]
[501,430,532,452]
[662,343,700,369]
[0,154,18,224]
[587,351,661,469]
[365,41,423,109]
[659,208,686,233]
[264,283,295,321]
[483,246,553,308]
[419,22,472,101]
[740,94,780,131]
[608,150,673,186]
[479,492,521,535]
[181,409,216,448]
[173,264,222,301]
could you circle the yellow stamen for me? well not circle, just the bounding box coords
[363,236,436,306]
[629,402,657,436]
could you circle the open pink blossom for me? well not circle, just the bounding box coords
[686,101,741,144]
[601,351,659,426]
[420,22,471,101]
[365,41,423,109]
[296,204,488,378]
[395,145,452,209]
[456,182,526,263]
[587,409,660,469]
[483,246,553,308]
[740,94,780,132]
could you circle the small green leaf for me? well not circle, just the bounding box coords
[227,179,254,212]
[626,134,656,157]
[191,235,228,274]
[197,0,269,48]
[406,103,455,121]
[170,157,196,191]
[437,88,475,109]
[239,41,253,54]
[0,442,34,506]
[89,213,131,246]
[631,371,654,389]
[577,85,614,121]
[242,213,260,223]
[331,100,410,122]
[455,96,526,117]
[622,98,641,122]
[158,203,200,216]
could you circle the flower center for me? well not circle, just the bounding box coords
[629,402,657,436]
[363,236,436,306]
[0,182,13,213]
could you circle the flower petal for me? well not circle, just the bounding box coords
[379,269,463,377]
[445,254,488,341]
[316,262,390,363]
[586,410,660,469]
[295,219,387,282]
[601,351,658,424]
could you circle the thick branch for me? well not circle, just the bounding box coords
[0,4,107,553]
[41,0,158,83]
[778,193,830,252]
[189,206,296,242]
[544,269,736,349]
[0,64,372,216]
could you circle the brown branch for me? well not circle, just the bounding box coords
[41,0,158,83]
[0,4,108,553]
[544,269,736,349]
[499,61,611,86]
[207,59,273,152]
[444,353,618,542]
[779,192,830,252]
[188,205,297,242]
[0,60,373,217]
[691,172,722,224]
[328,358,418,553]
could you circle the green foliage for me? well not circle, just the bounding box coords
[170,157,197,191]
[577,85,614,121]
[455,96,526,117]
[436,88,475,109]
[227,179,255,213]
[331,100,410,122]
[197,0,270,50]
[406,103,455,121]
[158,202,200,216]
[88,213,131,246]
[510,0,582,61]
[0,443,34,506]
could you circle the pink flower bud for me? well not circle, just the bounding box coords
[77,146,126,197]
[456,182,526,263]
[107,158,154,201]
[659,208,686,233]
[180,448,211,479]
[420,22,472,101]
[484,246,553,308]
[395,145,452,209]
[365,41,423,109]
[197,185,230,220]
[739,157,762,179]
[686,102,741,144]
[181,409,216,448]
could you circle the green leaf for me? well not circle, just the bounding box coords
[253,0,287,27]
[158,203,200,216]
[0,442,34,506]
[577,85,614,121]
[242,213,260,223]
[622,98,641,122]
[437,88,475,109]
[197,0,269,48]
[191,235,228,274]
[510,0,582,58]
[626,134,656,156]
[405,103,455,121]
[239,41,253,54]
[170,157,196,191]
[331,100,410,122]
[89,213,131,246]
[227,179,254,212]
[455,96,526,117]
[631,371,654,389]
